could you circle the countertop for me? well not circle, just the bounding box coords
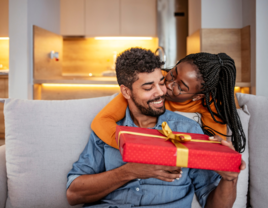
[34,76,118,85]
[0,70,8,76]
[34,78,250,87]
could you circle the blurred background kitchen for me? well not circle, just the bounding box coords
[0,0,268,143]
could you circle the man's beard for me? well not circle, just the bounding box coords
[131,94,166,117]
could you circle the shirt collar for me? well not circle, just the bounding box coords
[122,107,167,130]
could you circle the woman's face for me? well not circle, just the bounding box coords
[165,62,203,102]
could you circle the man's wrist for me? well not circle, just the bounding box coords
[221,176,238,183]
[116,163,137,182]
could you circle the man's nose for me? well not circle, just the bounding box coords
[155,84,166,96]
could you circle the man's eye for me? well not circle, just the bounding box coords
[159,82,165,86]
[144,88,152,91]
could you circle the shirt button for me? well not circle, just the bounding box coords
[136,187,140,191]
[137,179,141,181]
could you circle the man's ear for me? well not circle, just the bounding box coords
[120,85,131,100]
[192,94,205,101]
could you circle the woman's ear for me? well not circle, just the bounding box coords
[192,94,205,101]
[120,85,131,100]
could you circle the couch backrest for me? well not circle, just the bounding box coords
[4,95,116,208]
[237,93,268,208]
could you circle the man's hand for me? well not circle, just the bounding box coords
[122,163,183,182]
[209,135,246,181]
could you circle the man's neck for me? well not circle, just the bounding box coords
[129,110,158,128]
[127,102,158,128]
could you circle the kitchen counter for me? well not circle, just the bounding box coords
[0,70,8,76]
[34,76,118,85]
[34,78,250,87]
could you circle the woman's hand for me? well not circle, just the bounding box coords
[209,135,246,181]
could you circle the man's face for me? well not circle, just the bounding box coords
[130,68,167,117]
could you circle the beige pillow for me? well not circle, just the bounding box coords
[175,107,250,208]
[4,95,116,208]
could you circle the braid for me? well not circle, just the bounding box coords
[178,52,246,153]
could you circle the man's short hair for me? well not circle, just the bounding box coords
[116,48,164,90]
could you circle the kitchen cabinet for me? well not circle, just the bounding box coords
[61,0,157,37]
[85,0,120,36]
[60,0,85,36]
[120,0,157,36]
[0,75,8,139]
[0,0,9,37]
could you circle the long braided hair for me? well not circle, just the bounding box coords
[176,52,246,153]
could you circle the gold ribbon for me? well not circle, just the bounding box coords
[117,122,220,167]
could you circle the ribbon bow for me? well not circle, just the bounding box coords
[158,122,192,143]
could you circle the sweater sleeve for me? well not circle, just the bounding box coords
[91,93,127,149]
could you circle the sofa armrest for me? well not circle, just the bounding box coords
[0,145,7,208]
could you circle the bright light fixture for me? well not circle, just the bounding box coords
[0,37,9,40]
[234,87,241,90]
[95,37,153,40]
[42,83,119,88]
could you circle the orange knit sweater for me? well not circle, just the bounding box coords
[91,93,227,149]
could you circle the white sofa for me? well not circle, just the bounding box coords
[0,93,267,208]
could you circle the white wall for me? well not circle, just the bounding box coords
[201,0,243,28]
[188,0,201,35]
[255,0,268,97]
[9,0,29,99]
[9,0,60,99]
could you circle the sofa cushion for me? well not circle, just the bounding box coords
[233,106,250,208]
[176,108,250,208]
[4,95,116,208]
[0,145,7,208]
[236,93,268,208]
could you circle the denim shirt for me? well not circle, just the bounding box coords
[67,108,221,208]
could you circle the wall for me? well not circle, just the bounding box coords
[9,0,60,99]
[201,0,243,28]
[0,39,9,69]
[62,38,159,75]
[255,0,268,97]
[188,0,201,35]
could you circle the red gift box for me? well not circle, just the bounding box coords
[115,123,241,172]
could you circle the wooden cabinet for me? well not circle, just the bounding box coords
[120,0,157,36]
[0,0,9,37]
[0,76,8,139]
[61,0,157,37]
[85,0,120,36]
[60,0,85,36]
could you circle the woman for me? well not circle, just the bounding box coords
[91,52,246,153]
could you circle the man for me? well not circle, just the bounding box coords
[66,48,245,208]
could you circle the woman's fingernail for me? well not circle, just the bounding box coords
[209,136,215,140]
[180,170,183,174]
[176,178,180,180]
